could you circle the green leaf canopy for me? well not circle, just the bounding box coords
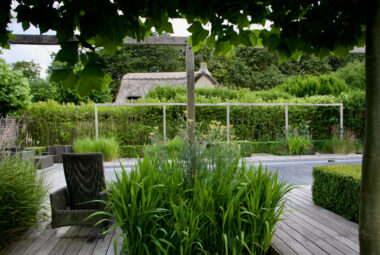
[0,0,366,96]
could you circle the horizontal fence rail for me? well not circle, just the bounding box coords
[94,103,344,142]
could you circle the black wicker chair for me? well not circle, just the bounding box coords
[50,153,108,228]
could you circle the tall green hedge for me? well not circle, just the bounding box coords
[312,165,361,222]
[15,87,364,146]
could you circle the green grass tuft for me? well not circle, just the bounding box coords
[0,155,48,248]
[94,139,293,254]
[73,137,119,161]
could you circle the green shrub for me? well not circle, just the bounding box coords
[119,145,144,158]
[312,165,361,222]
[287,135,312,155]
[235,140,252,157]
[312,140,334,153]
[334,61,365,90]
[165,136,184,158]
[98,143,292,254]
[280,74,347,97]
[73,137,119,161]
[26,146,46,155]
[0,156,48,248]
[251,141,287,154]
[331,136,358,154]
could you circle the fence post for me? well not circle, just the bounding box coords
[163,104,167,143]
[285,104,289,140]
[95,104,98,140]
[340,104,344,140]
[226,104,230,142]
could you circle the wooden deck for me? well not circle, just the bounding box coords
[0,164,359,255]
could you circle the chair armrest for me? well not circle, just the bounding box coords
[50,187,69,211]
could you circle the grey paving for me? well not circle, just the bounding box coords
[254,158,362,185]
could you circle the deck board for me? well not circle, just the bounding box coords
[0,164,359,255]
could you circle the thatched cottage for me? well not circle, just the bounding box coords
[115,63,218,103]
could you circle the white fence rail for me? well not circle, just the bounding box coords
[94,103,344,142]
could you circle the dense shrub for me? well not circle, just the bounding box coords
[287,135,312,155]
[0,156,48,248]
[312,165,361,222]
[279,74,347,97]
[334,61,365,90]
[26,146,46,155]
[98,139,292,254]
[119,145,144,158]
[73,137,119,161]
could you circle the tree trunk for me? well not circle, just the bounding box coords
[186,43,196,171]
[360,1,380,253]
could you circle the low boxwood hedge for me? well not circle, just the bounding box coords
[119,145,144,158]
[312,164,361,222]
[26,146,46,155]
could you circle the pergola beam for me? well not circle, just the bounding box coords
[9,34,188,46]
[9,34,366,54]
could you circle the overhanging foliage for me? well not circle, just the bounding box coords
[1,1,366,97]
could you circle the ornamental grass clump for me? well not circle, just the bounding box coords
[0,155,48,248]
[96,138,292,254]
[73,137,119,161]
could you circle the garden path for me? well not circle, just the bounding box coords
[0,162,359,255]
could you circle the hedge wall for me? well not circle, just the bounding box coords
[16,89,364,147]
[312,165,361,222]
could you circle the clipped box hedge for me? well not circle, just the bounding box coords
[119,145,145,158]
[312,164,361,222]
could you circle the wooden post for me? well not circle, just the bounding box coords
[340,104,344,140]
[95,104,98,140]
[285,104,289,140]
[186,43,196,170]
[163,104,167,143]
[227,104,230,142]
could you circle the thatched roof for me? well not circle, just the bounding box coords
[115,63,217,103]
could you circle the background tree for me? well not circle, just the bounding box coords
[28,78,55,102]
[0,59,31,116]
[100,44,185,100]
[11,60,41,79]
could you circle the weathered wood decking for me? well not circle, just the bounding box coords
[0,164,359,255]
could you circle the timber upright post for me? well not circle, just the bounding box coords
[163,104,167,143]
[95,104,98,140]
[227,104,230,142]
[186,43,196,171]
[340,104,344,140]
[285,104,289,140]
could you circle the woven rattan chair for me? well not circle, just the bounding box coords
[50,153,108,228]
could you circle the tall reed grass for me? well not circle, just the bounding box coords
[96,138,292,254]
[73,137,119,161]
[0,156,48,248]
[287,135,312,155]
